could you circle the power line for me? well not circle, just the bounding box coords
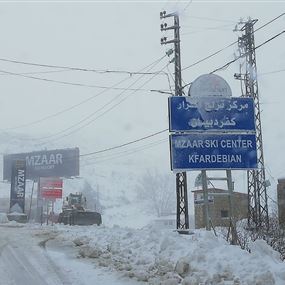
[182,41,236,71]
[0,57,169,76]
[260,68,285,76]
[255,30,285,49]
[182,0,193,12]
[0,69,71,76]
[181,12,285,72]
[2,55,167,131]
[182,29,285,89]
[38,64,169,144]
[255,12,285,32]
[210,30,285,74]
[35,61,169,143]
[182,66,285,91]
[81,138,168,166]
[0,68,167,92]
[80,128,168,158]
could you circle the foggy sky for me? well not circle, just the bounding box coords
[0,1,284,203]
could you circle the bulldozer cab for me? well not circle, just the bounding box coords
[67,193,86,209]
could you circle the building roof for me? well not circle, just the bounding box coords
[192,188,248,196]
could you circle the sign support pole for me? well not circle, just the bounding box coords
[28,180,35,221]
[201,170,210,230]
[160,11,189,231]
[36,178,43,223]
[235,19,269,230]
[226,170,237,244]
[46,201,49,225]
[51,200,54,226]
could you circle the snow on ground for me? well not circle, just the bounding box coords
[0,212,8,223]
[0,222,142,285]
[33,223,285,285]
[102,201,158,229]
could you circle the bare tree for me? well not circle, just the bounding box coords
[81,180,102,213]
[136,170,175,217]
[221,212,285,260]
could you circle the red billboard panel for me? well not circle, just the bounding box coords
[40,177,63,199]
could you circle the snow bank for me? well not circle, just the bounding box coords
[36,225,285,285]
[0,213,8,223]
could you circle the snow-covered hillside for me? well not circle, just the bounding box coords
[0,131,174,228]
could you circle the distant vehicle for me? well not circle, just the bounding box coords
[58,193,102,226]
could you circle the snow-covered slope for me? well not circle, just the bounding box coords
[0,132,174,229]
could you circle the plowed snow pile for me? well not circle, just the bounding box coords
[40,225,285,285]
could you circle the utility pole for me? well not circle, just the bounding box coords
[234,18,269,230]
[160,11,189,231]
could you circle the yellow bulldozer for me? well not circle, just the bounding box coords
[58,193,102,226]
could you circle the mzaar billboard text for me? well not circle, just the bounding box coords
[3,147,80,181]
[10,160,26,213]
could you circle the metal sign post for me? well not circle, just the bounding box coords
[201,170,210,230]
[161,11,189,231]
[168,73,257,240]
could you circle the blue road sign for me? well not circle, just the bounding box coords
[170,133,257,170]
[169,96,255,132]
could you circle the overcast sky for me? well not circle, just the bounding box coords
[0,1,284,203]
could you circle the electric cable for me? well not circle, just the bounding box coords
[0,69,71,76]
[0,57,169,76]
[35,60,169,143]
[210,30,285,74]
[2,55,167,131]
[80,128,168,158]
[182,41,237,71]
[181,12,285,71]
[182,0,193,12]
[0,68,166,92]
[255,12,285,33]
[81,138,168,166]
[259,68,285,76]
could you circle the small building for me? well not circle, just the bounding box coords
[277,178,285,227]
[192,188,248,229]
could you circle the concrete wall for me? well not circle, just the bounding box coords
[193,189,248,229]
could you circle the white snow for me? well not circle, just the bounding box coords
[29,223,285,285]
[0,212,8,223]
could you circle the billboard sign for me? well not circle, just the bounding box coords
[170,133,257,170]
[10,160,26,213]
[3,147,79,181]
[40,177,63,199]
[169,96,255,132]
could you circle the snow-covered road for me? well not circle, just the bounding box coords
[0,225,65,285]
[0,224,141,285]
[1,221,285,285]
